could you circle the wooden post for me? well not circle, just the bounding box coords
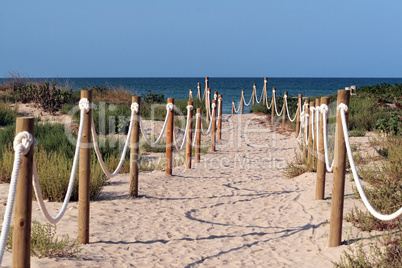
[78,90,92,244]
[282,92,287,128]
[217,94,222,140]
[303,100,309,160]
[130,96,140,197]
[252,83,256,105]
[241,90,244,114]
[165,98,174,175]
[316,97,329,200]
[197,83,201,100]
[307,101,315,166]
[329,90,350,247]
[205,77,209,118]
[211,100,217,152]
[232,101,235,114]
[186,101,193,169]
[295,94,302,138]
[271,88,275,126]
[195,108,201,163]
[263,77,267,105]
[12,117,34,268]
[314,98,320,168]
[189,89,192,101]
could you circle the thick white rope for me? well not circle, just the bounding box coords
[316,106,320,151]
[91,103,136,177]
[232,101,239,114]
[272,90,284,116]
[265,92,273,109]
[216,98,222,127]
[243,91,253,107]
[32,99,89,224]
[140,103,173,147]
[304,113,309,146]
[206,90,211,120]
[339,104,402,221]
[310,107,315,141]
[284,96,298,122]
[0,132,35,265]
[255,85,264,104]
[201,105,215,135]
[173,105,193,151]
[322,104,335,172]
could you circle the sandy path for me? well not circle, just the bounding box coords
[0,113,366,267]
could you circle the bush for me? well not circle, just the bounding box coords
[0,102,18,127]
[3,220,82,258]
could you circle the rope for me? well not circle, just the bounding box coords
[91,103,136,177]
[243,91,253,107]
[140,103,173,147]
[284,95,298,122]
[310,107,315,141]
[322,104,335,172]
[173,105,193,151]
[304,113,309,146]
[255,85,264,104]
[32,100,89,224]
[197,84,202,100]
[216,97,222,127]
[0,132,35,264]
[316,106,320,151]
[339,104,402,221]
[201,105,215,135]
[272,90,284,116]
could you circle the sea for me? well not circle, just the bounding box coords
[1,77,402,114]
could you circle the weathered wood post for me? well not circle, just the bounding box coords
[217,94,222,140]
[186,101,193,169]
[295,94,303,138]
[79,89,92,244]
[316,97,329,200]
[195,108,202,163]
[211,99,217,152]
[130,96,140,197]
[263,77,267,105]
[252,83,256,106]
[232,101,235,114]
[12,117,35,268]
[307,101,315,166]
[189,89,192,101]
[282,92,288,128]
[314,98,321,168]
[197,83,201,100]
[241,90,244,114]
[165,98,174,175]
[303,100,309,160]
[207,88,211,121]
[329,90,350,247]
[271,87,276,126]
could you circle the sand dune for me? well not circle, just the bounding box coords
[0,113,368,267]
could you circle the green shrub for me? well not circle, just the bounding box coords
[3,220,82,258]
[0,102,18,126]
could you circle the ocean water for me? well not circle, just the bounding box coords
[2,77,402,114]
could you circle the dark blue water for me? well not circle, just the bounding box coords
[2,77,402,114]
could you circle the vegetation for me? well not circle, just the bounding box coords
[3,220,82,258]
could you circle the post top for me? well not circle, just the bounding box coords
[218,94,222,97]
[187,101,193,105]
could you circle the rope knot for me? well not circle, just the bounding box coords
[131,102,139,114]
[79,98,91,113]
[320,104,329,114]
[283,95,287,99]
[211,103,216,109]
[186,105,193,111]
[214,93,217,100]
[166,103,174,111]
[218,97,222,102]
[14,131,37,155]
[337,102,348,113]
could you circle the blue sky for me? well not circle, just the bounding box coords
[1,0,401,77]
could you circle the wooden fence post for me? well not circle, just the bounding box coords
[218,94,223,139]
[295,94,302,138]
[195,108,201,163]
[329,90,350,247]
[282,92,287,128]
[241,90,244,115]
[316,97,329,200]
[211,100,217,152]
[314,98,320,168]
[197,83,201,100]
[252,83,256,106]
[207,88,211,120]
[189,89,192,101]
[232,101,235,114]
[78,90,92,244]
[263,77,267,105]
[205,77,209,119]
[303,100,309,161]
[12,117,34,268]
[165,98,174,175]
[130,96,140,197]
[186,101,193,169]
[271,88,276,126]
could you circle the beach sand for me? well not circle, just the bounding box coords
[0,113,370,267]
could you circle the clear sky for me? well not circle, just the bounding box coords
[1,0,401,78]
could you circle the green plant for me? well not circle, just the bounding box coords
[141,89,165,104]
[3,220,82,258]
[0,102,18,126]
